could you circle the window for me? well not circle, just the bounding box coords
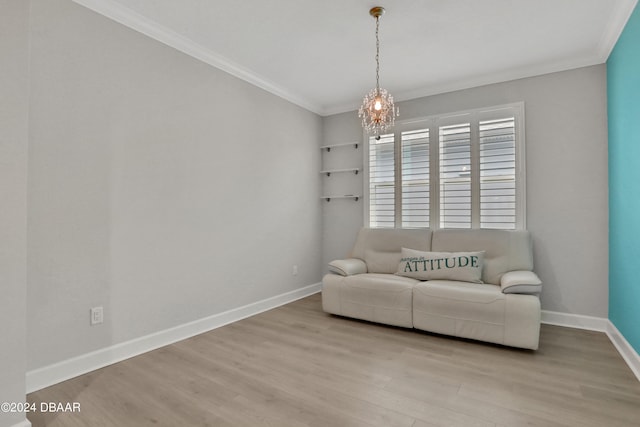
[479,117,517,229]
[368,134,395,228]
[439,123,471,228]
[401,129,430,228]
[365,103,525,230]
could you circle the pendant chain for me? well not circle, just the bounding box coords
[375,16,380,93]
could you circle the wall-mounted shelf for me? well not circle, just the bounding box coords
[321,141,361,204]
[322,195,361,202]
[320,168,360,177]
[320,142,359,152]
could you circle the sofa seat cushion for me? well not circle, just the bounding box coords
[412,280,540,349]
[414,280,505,324]
[322,273,418,328]
[414,280,506,345]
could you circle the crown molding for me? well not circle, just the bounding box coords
[597,0,639,61]
[71,0,323,115]
[323,53,605,117]
[72,0,636,118]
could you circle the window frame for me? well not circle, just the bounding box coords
[363,102,526,230]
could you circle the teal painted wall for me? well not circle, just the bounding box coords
[608,3,640,353]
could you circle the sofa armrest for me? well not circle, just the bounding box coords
[501,270,542,295]
[328,258,367,276]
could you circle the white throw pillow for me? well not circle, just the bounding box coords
[396,248,485,283]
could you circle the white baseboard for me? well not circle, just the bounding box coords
[541,310,640,382]
[27,295,639,393]
[541,310,609,331]
[605,320,640,382]
[9,420,31,427]
[27,283,322,393]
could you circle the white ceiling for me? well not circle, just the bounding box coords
[73,0,637,116]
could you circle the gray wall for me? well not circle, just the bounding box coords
[0,1,30,426]
[13,0,610,386]
[27,0,322,370]
[323,65,609,318]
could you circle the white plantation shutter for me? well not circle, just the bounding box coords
[479,118,517,229]
[439,123,472,229]
[365,102,524,230]
[369,134,395,228]
[401,129,429,228]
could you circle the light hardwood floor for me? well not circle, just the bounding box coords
[28,293,640,427]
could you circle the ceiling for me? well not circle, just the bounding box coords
[73,0,637,116]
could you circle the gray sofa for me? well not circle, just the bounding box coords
[322,228,542,350]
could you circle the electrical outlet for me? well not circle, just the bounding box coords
[90,306,103,326]
[292,265,298,276]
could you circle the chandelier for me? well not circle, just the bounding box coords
[358,6,399,139]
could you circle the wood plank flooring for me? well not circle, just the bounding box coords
[27,293,640,426]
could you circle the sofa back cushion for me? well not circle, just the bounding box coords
[351,228,432,274]
[431,229,533,285]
